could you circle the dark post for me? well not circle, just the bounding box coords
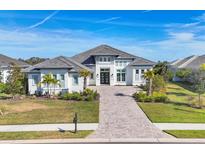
[73,112,78,133]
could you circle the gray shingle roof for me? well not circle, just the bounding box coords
[0,54,30,68]
[72,44,137,64]
[185,55,205,69]
[170,55,205,70]
[23,56,92,72]
[129,57,156,66]
[170,55,195,67]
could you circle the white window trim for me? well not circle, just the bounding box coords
[72,75,79,86]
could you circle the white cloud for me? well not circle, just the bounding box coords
[26,11,59,30]
[169,32,195,41]
[96,17,121,23]
[0,24,205,62]
[194,13,205,22]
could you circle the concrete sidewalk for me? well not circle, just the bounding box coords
[1,138,205,144]
[0,123,98,132]
[154,123,205,130]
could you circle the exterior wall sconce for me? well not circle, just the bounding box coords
[96,74,99,78]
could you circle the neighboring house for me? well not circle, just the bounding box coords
[25,45,155,95]
[0,54,30,83]
[169,55,205,81]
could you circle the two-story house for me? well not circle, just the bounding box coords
[72,44,156,86]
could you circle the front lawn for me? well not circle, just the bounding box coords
[139,103,205,123]
[138,82,205,123]
[0,130,92,140]
[0,99,99,124]
[164,130,205,138]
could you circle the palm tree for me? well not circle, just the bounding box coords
[38,73,53,96]
[79,69,91,90]
[52,78,61,95]
[143,70,155,96]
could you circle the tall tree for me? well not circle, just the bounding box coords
[153,61,173,81]
[18,57,49,65]
[6,64,25,97]
[79,69,91,90]
[191,70,205,106]
[143,70,155,96]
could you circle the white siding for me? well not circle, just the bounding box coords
[28,69,84,95]
[28,73,40,94]
[68,73,84,92]
[131,66,153,86]
[1,68,10,83]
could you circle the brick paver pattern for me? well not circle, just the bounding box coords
[88,86,172,139]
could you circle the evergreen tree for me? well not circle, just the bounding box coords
[6,64,25,96]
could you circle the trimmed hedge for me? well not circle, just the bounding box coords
[133,91,168,103]
[61,88,99,101]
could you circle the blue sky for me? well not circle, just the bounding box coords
[0,10,205,61]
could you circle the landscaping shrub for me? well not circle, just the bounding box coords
[71,92,83,101]
[152,92,168,102]
[176,68,192,81]
[62,93,83,101]
[133,91,168,103]
[0,83,6,93]
[152,75,166,93]
[133,92,147,102]
[61,88,99,101]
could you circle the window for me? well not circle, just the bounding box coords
[32,75,39,85]
[116,69,126,82]
[135,69,140,81]
[53,74,57,79]
[60,74,64,80]
[119,61,123,66]
[99,56,111,62]
[115,61,119,66]
[60,74,65,88]
[141,69,145,74]
[72,75,79,85]
[90,73,94,79]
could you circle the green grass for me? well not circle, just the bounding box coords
[139,103,205,123]
[165,130,205,138]
[0,93,12,99]
[138,82,205,123]
[0,99,99,124]
[0,130,93,140]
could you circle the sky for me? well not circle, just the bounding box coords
[0,10,205,61]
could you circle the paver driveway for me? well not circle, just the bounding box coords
[88,86,172,139]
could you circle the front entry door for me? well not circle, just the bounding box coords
[100,69,110,84]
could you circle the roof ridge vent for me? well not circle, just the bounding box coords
[179,55,198,68]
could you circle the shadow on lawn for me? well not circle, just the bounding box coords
[166,92,188,96]
[164,101,192,108]
[174,108,205,114]
[172,81,195,92]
